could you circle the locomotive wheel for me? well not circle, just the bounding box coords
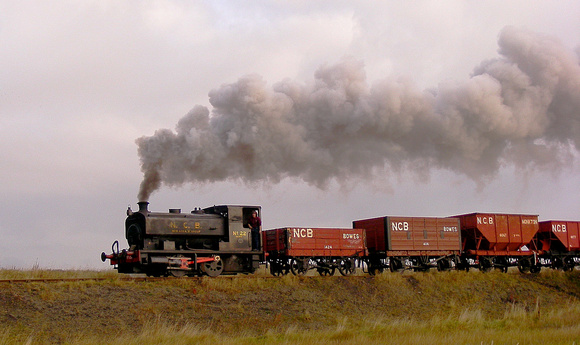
[201,258,224,277]
[146,265,166,277]
[169,270,187,278]
[338,258,355,276]
[290,258,308,276]
[517,257,531,274]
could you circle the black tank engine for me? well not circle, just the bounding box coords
[102,202,262,277]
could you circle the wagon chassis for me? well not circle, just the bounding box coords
[267,255,359,276]
[365,252,461,275]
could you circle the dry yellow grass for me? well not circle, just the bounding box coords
[0,268,579,344]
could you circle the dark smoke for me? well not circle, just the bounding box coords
[137,27,580,201]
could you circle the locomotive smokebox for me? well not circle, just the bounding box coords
[138,201,149,213]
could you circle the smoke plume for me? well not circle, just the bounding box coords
[137,27,580,201]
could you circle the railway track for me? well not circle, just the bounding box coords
[0,276,158,283]
[0,273,367,283]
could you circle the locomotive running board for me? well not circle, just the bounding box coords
[141,249,263,255]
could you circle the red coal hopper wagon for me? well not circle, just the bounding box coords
[536,220,580,271]
[454,213,541,273]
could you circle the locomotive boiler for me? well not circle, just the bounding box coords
[102,202,262,277]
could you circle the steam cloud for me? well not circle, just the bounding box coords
[137,27,580,201]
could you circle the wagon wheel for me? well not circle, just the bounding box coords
[317,267,336,276]
[316,259,336,276]
[493,257,508,273]
[338,258,356,276]
[201,258,224,277]
[478,257,492,272]
[530,264,541,274]
[436,258,451,272]
[415,256,430,272]
[390,257,404,272]
[268,259,283,276]
[290,258,308,276]
[564,257,575,271]
[270,265,283,276]
[551,257,563,270]
[517,257,531,274]
[367,259,383,275]
[269,258,290,276]
[455,257,470,272]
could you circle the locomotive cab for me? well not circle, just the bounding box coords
[206,205,261,251]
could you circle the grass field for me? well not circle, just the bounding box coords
[0,268,579,344]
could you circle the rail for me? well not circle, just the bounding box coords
[0,274,366,283]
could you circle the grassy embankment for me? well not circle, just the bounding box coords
[0,268,579,344]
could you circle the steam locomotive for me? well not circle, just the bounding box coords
[101,202,262,277]
[102,202,580,277]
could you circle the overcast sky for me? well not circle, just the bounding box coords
[1,1,579,269]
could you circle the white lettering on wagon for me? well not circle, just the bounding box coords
[552,224,567,233]
[477,217,494,225]
[392,222,409,231]
[522,219,538,225]
[343,233,360,240]
[292,228,313,238]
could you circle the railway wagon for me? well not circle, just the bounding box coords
[454,213,540,273]
[536,220,580,270]
[263,227,367,276]
[352,216,461,274]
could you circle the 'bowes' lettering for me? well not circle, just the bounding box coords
[343,233,360,240]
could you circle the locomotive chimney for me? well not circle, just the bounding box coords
[137,201,149,213]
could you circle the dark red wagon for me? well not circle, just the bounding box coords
[453,213,541,273]
[263,227,367,276]
[352,216,461,274]
[536,220,580,270]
